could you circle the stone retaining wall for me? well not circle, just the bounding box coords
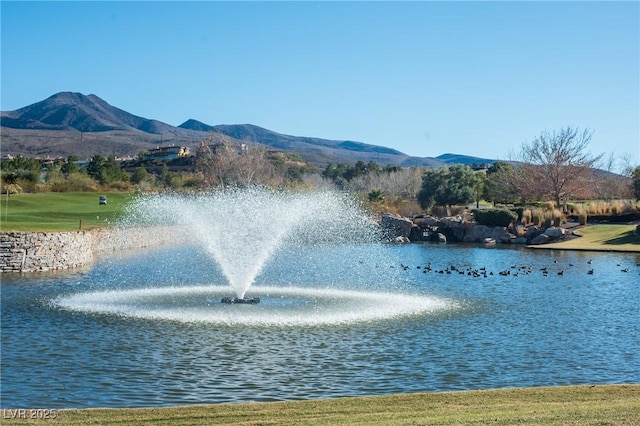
[1,226,189,273]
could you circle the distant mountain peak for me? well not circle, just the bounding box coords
[1,92,497,168]
[178,119,216,132]
[437,153,495,165]
[1,91,180,134]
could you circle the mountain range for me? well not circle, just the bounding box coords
[1,92,495,168]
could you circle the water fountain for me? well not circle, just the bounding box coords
[55,188,454,326]
[130,188,379,298]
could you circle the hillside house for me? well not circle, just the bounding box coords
[143,146,191,162]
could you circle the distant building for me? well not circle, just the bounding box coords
[143,146,191,162]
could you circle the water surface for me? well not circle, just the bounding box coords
[1,243,638,408]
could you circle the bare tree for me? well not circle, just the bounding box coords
[195,133,236,188]
[234,144,282,188]
[515,127,603,208]
[195,132,282,188]
[594,153,635,200]
[345,167,423,200]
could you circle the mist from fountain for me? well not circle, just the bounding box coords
[127,188,379,299]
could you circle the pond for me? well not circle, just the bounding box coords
[1,243,638,408]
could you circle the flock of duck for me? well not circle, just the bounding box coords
[393,259,637,279]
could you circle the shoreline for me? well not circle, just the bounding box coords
[2,225,637,274]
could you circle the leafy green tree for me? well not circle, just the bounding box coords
[437,164,479,207]
[417,167,447,210]
[322,163,347,182]
[1,155,42,183]
[483,161,519,205]
[60,155,80,176]
[87,155,125,185]
[367,161,382,174]
[131,167,151,184]
[344,160,366,181]
[418,165,479,209]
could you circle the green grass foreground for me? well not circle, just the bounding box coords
[2,385,638,425]
[537,224,640,252]
[0,192,134,231]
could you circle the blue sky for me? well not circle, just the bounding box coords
[2,1,639,165]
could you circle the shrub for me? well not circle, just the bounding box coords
[531,208,544,226]
[473,208,518,227]
[105,181,131,191]
[14,178,38,193]
[3,183,22,194]
[578,213,588,225]
[622,200,637,213]
[552,208,563,226]
[368,189,385,203]
[50,172,98,192]
[610,201,621,215]
[522,209,532,225]
[542,209,562,227]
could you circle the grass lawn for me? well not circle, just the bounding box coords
[2,385,638,425]
[0,192,135,232]
[537,224,640,252]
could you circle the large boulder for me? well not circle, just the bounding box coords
[544,227,565,238]
[463,225,489,243]
[463,225,514,243]
[530,234,551,245]
[381,214,414,239]
[490,227,514,243]
[440,216,466,241]
[525,225,543,241]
